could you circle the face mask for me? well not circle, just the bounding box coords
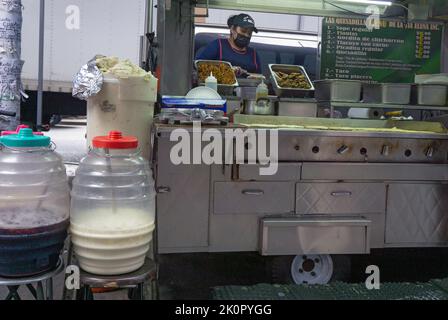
[234,33,251,48]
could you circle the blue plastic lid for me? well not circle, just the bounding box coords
[0,128,50,148]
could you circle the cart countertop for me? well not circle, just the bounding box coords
[154,114,448,140]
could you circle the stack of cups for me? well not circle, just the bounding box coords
[0,0,23,131]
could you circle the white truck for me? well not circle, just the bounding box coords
[20,0,149,127]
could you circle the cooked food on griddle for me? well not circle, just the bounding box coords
[274,71,311,89]
[198,62,236,85]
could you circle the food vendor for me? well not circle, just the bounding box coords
[196,13,261,76]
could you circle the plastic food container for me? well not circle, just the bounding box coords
[415,84,448,106]
[314,79,362,102]
[86,74,157,160]
[363,83,411,105]
[70,131,156,275]
[0,128,69,277]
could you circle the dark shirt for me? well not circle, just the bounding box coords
[196,38,261,74]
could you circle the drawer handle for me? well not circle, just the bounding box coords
[242,189,264,196]
[157,186,171,193]
[331,191,352,197]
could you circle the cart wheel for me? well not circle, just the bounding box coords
[290,254,333,285]
[271,254,351,285]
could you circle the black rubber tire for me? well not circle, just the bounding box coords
[331,254,352,282]
[271,256,294,284]
[50,114,62,127]
[270,255,352,284]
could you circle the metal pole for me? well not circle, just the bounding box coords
[140,0,153,69]
[146,0,154,34]
[37,0,45,128]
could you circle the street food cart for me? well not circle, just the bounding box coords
[153,0,448,284]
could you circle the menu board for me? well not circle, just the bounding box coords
[320,17,443,83]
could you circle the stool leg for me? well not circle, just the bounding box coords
[85,285,94,300]
[76,286,85,300]
[137,283,144,300]
[62,239,74,300]
[26,284,38,299]
[127,287,135,300]
[6,286,21,300]
[46,278,53,300]
[128,284,144,300]
[36,281,45,300]
[151,279,159,300]
[76,285,91,300]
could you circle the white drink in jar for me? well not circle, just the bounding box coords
[70,207,155,275]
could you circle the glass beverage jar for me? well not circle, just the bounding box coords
[70,131,155,275]
[0,128,69,277]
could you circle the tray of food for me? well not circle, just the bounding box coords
[195,60,238,96]
[269,64,314,98]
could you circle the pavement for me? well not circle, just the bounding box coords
[2,117,448,300]
[46,118,88,164]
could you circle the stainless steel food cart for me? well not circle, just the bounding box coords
[153,0,448,284]
[154,115,448,283]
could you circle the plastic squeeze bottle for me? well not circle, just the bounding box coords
[255,80,269,102]
[205,72,218,92]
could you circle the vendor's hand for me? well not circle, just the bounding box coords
[247,73,265,80]
[232,66,248,77]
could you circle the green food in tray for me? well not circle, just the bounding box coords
[274,71,311,89]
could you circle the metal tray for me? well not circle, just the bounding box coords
[363,83,411,104]
[415,84,448,106]
[314,79,362,102]
[269,64,314,98]
[260,215,371,255]
[194,60,238,96]
[237,77,263,87]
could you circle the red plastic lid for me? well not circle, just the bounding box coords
[92,131,138,149]
[1,125,44,136]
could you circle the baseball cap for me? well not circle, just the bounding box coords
[228,14,258,33]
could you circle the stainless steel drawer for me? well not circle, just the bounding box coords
[296,183,386,214]
[214,182,295,215]
[386,183,448,245]
[260,215,371,255]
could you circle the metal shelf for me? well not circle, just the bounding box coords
[318,101,448,112]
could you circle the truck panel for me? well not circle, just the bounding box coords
[21,0,146,92]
